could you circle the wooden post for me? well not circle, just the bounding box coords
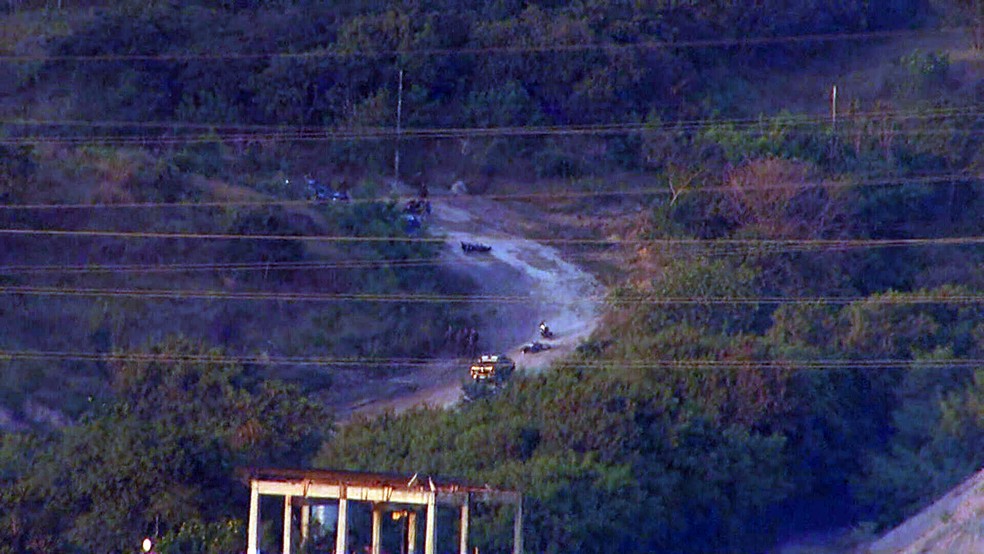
[407,511,418,554]
[424,493,437,554]
[336,497,348,554]
[248,481,260,554]
[282,495,292,554]
[513,497,523,554]
[459,498,469,554]
[372,504,383,554]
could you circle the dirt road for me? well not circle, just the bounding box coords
[335,194,604,421]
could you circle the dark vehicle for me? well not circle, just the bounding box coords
[307,178,349,202]
[404,198,431,215]
[461,241,492,253]
[521,341,552,354]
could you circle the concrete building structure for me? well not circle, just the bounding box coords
[241,467,523,554]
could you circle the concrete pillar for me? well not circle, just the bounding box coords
[371,504,382,554]
[459,498,469,554]
[424,493,437,554]
[248,481,260,554]
[300,504,310,549]
[282,495,292,554]
[513,497,523,554]
[407,511,418,554]
[336,498,348,554]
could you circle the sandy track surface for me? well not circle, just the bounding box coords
[334,194,604,421]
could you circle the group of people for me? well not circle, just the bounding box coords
[446,321,553,359]
[445,325,480,356]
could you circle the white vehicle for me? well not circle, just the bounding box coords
[469,354,515,381]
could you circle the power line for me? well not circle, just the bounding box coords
[2,102,982,148]
[0,172,979,211]
[0,252,624,275]
[0,349,979,370]
[0,258,449,274]
[0,230,970,276]
[18,235,929,276]
[0,27,964,63]
[0,285,534,303]
[1,285,981,305]
[5,109,984,146]
[0,228,981,250]
[4,103,979,134]
[4,123,982,146]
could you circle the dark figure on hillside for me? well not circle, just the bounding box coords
[448,326,479,356]
[452,327,467,354]
[411,171,426,197]
[467,328,479,357]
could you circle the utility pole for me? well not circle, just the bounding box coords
[828,84,840,159]
[394,68,404,184]
[977,0,983,51]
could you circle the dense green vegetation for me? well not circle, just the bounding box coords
[0,0,982,552]
[323,287,983,552]
[0,0,962,177]
[0,339,328,553]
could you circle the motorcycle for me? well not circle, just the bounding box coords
[306,178,349,202]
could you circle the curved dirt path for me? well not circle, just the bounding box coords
[336,194,604,421]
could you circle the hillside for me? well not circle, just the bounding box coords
[0,1,983,553]
[0,149,475,424]
[339,193,605,420]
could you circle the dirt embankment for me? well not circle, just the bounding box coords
[863,468,984,554]
[334,193,605,421]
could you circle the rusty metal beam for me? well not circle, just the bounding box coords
[245,470,521,554]
[255,480,437,505]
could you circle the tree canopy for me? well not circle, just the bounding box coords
[0,339,328,553]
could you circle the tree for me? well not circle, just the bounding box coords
[318,366,792,553]
[0,339,329,553]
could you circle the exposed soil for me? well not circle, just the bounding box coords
[864,468,984,554]
[332,192,605,421]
